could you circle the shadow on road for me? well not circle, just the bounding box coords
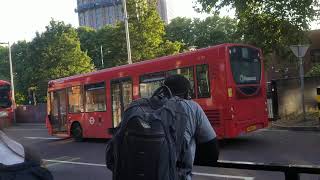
[219,136,268,149]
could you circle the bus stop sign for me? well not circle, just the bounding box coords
[290,45,310,58]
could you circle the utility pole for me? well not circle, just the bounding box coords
[0,42,16,124]
[122,0,132,64]
[100,45,104,68]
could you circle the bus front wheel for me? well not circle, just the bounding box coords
[71,122,83,142]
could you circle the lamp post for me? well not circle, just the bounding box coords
[0,42,16,124]
[100,45,104,68]
[122,0,132,64]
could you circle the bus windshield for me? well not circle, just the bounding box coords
[0,86,11,108]
[229,47,261,85]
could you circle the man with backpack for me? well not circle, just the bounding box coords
[106,74,219,180]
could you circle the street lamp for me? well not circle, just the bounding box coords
[100,45,104,68]
[122,0,132,64]
[0,42,16,124]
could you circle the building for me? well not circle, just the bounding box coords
[76,0,168,29]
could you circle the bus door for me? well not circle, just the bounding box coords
[50,90,67,132]
[83,82,107,138]
[111,78,132,128]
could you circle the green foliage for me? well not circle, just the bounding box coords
[77,27,101,68]
[0,46,10,81]
[195,0,319,27]
[78,0,181,67]
[306,64,320,77]
[15,92,27,105]
[166,15,239,49]
[165,17,195,49]
[193,16,240,48]
[12,20,94,103]
[193,0,319,67]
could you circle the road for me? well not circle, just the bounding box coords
[3,124,320,180]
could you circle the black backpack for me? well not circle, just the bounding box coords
[106,86,189,180]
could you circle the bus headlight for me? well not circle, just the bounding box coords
[0,111,8,118]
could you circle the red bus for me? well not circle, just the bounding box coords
[0,80,13,128]
[46,43,269,140]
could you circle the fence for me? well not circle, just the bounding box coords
[15,103,46,123]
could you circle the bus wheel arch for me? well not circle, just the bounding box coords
[70,121,83,142]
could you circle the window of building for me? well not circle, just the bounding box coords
[167,66,195,98]
[68,86,84,113]
[196,64,211,98]
[84,82,106,112]
[311,49,320,62]
[140,72,165,98]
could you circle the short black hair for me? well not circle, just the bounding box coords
[164,74,191,98]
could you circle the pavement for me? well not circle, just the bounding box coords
[271,114,320,131]
[2,123,320,180]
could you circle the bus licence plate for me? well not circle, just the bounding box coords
[246,125,257,132]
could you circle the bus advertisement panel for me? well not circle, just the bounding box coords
[46,43,269,140]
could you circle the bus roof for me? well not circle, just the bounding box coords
[0,80,10,86]
[49,43,259,85]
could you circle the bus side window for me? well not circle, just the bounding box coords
[68,86,84,113]
[140,72,165,98]
[84,82,106,112]
[167,67,195,99]
[196,64,211,98]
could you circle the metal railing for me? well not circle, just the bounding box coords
[213,160,320,180]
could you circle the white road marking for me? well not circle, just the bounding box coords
[193,172,255,180]
[42,159,255,179]
[24,137,62,140]
[5,128,46,131]
[43,159,106,167]
[46,157,80,168]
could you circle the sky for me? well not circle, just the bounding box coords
[0,0,319,43]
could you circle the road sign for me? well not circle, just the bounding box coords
[289,44,310,121]
[290,45,310,58]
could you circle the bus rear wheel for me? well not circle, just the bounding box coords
[71,122,83,142]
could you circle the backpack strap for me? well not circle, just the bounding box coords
[162,97,190,179]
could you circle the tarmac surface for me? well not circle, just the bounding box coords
[3,123,320,180]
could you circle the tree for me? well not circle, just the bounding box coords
[126,0,182,62]
[165,17,194,49]
[165,15,239,49]
[307,64,320,77]
[0,46,9,81]
[193,15,239,48]
[11,41,31,104]
[78,0,182,67]
[195,0,319,27]
[194,0,319,54]
[14,20,94,102]
[77,27,101,68]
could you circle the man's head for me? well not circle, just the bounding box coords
[164,74,191,99]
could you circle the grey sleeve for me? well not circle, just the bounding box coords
[193,102,217,143]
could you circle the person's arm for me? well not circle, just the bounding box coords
[192,102,219,166]
[194,138,219,166]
